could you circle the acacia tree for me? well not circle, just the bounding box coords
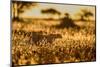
[41,8,61,19]
[57,12,78,28]
[12,1,37,21]
[82,9,94,21]
[77,9,93,21]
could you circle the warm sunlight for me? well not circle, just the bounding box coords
[12,1,96,66]
[20,3,95,19]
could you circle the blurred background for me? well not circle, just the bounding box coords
[12,0,96,66]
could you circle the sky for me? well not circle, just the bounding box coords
[19,2,95,19]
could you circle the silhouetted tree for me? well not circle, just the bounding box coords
[55,13,79,29]
[77,9,94,21]
[41,8,61,19]
[82,9,94,21]
[12,1,37,21]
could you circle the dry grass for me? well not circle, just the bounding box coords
[12,20,96,66]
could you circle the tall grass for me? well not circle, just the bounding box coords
[12,20,96,66]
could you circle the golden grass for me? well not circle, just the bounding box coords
[12,20,96,66]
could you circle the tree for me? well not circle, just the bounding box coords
[82,9,93,21]
[76,9,93,21]
[54,12,79,29]
[41,8,61,19]
[12,1,37,21]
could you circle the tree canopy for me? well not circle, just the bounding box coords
[12,1,37,21]
[41,8,61,15]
